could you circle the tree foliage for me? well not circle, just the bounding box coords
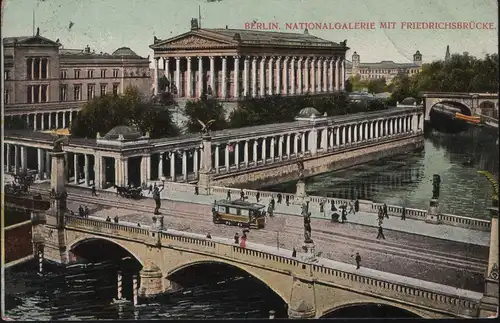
[349,74,390,94]
[183,94,228,133]
[71,86,179,139]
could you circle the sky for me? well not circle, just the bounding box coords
[2,0,498,64]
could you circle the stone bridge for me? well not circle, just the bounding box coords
[422,92,499,123]
[39,213,488,319]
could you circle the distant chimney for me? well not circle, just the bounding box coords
[85,45,90,54]
[304,28,309,35]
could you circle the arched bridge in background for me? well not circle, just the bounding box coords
[41,215,484,319]
[422,92,499,128]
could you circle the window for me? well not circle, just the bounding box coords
[4,89,9,104]
[4,70,9,80]
[112,83,119,95]
[26,85,47,103]
[27,58,33,80]
[113,69,119,78]
[87,70,94,78]
[41,59,48,79]
[87,84,95,100]
[60,70,67,79]
[60,85,68,101]
[41,85,48,102]
[101,69,106,78]
[74,84,82,100]
[74,69,81,79]
[100,84,107,96]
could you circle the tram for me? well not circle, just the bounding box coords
[212,199,267,229]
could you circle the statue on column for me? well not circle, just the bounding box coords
[431,174,441,199]
[51,134,69,153]
[302,204,313,244]
[296,160,305,181]
[153,185,164,215]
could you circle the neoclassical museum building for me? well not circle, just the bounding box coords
[150,19,349,100]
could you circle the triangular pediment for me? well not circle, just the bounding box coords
[150,31,236,50]
[18,35,60,46]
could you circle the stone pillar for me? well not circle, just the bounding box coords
[84,154,90,186]
[278,136,284,160]
[275,57,281,95]
[138,262,164,298]
[225,145,230,172]
[234,142,240,169]
[309,128,318,155]
[233,56,240,98]
[290,57,296,95]
[158,153,164,178]
[335,58,340,91]
[251,57,257,97]
[73,153,79,184]
[37,148,44,180]
[20,146,27,170]
[182,151,187,181]
[286,134,291,157]
[260,56,266,97]
[268,57,274,95]
[328,58,334,92]
[209,56,215,95]
[321,128,328,151]
[186,57,192,98]
[294,135,299,155]
[198,56,203,97]
[33,114,38,131]
[164,58,170,85]
[310,58,316,94]
[142,156,150,184]
[270,137,275,162]
[48,113,52,129]
[175,57,181,97]
[221,56,227,99]
[5,144,11,172]
[169,152,176,181]
[41,114,45,130]
[297,57,303,95]
[243,57,250,97]
[62,113,66,128]
[301,132,306,153]
[244,141,249,167]
[288,276,316,319]
[215,145,220,173]
[198,134,213,194]
[479,206,499,317]
[335,128,340,146]
[261,138,267,164]
[341,58,346,90]
[342,126,346,145]
[282,57,289,95]
[323,58,328,92]
[55,113,59,129]
[375,121,379,138]
[193,149,198,176]
[253,141,258,165]
[154,58,160,94]
[304,58,309,93]
[353,124,358,142]
[69,111,73,127]
[317,57,322,92]
[114,158,121,186]
[45,150,51,178]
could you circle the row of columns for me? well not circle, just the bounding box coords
[6,110,77,131]
[5,113,422,186]
[155,55,346,99]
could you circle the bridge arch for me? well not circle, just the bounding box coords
[166,259,289,305]
[320,300,429,319]
[430,101,472,116]
[68,236,145,267]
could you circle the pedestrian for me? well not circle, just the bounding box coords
[84,206,90,218]
[226,190,231,201]
[331,201,337,212]
[355,252,361,269]
[234,232,239,244]
[341,206,347,223]
[91,185,97,197]
[383,203,388,219]
[240,189,245,200]
[148,184,153,194]
[106,216,111,222]
[78,205,84,217]
[285,195,290,206]
[70,210,75,215]
[194,185,199,195]
[270,197,275,210]
[256,192,260,202]
[277,193,282,204]
[319,200,324,213]
[292,247,297,258]
[267,203,274,217]
[137,223,141,227]
[354,199,359,213]
[348,201,354,214]
[240,232,247,248]
[114,216,119,223]
[377,225,386,240]
[401,206,406,220]
[206,233,212,239]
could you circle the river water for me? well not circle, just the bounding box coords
[266,127,499,218]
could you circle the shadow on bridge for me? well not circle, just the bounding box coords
[321,302,422,318]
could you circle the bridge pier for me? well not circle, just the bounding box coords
[287,275,316,319]
[138,261,164,298]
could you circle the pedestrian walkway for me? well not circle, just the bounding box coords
[143,188,490,246]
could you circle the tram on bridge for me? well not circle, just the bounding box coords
[212,199,267,229]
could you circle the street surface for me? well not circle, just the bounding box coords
[31,182,489,293]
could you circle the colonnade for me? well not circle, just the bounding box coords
[4,113,423,188]
[155,55,346,99]
[5,110,78,131]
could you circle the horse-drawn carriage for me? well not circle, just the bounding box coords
[5,170,35,195]
[114,185,143,199]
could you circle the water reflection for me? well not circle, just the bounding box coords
[266,127,498,218]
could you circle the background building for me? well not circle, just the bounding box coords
[3,29,151,131]
[346,50,423,84]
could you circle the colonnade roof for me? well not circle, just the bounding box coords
[4,106,421,152]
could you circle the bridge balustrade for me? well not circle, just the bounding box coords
[63,216,481,317]
[439,214,491,231]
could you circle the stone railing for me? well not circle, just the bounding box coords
[63,216,481,318]
[164,182,490,232]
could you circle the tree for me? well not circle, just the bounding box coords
[71,86,179,139]
[183,94,228,133]
[158,76,170,93]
